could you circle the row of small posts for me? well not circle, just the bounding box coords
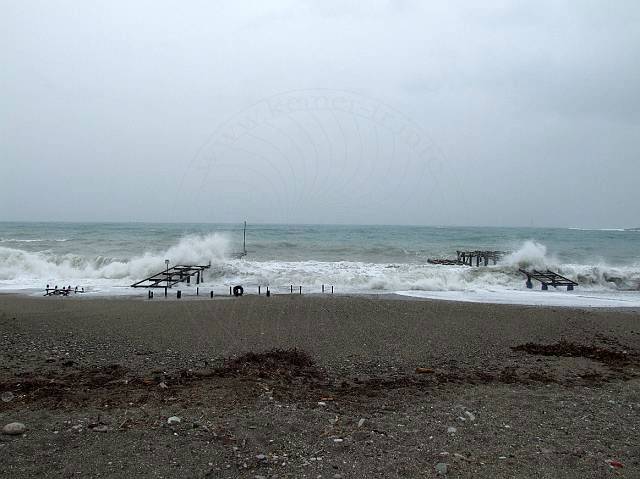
[148,285,334,299]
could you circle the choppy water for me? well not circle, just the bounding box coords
[1,222,639,307]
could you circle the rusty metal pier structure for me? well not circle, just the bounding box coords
[428,250,506,266]
[519,269,578,291]
[131,262,211,289]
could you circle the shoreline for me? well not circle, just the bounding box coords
[2,288,640,311]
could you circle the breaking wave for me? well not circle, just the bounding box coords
[0,234,229,282]
[0,237,638,295]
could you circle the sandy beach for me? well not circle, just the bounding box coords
[1,294,639,478]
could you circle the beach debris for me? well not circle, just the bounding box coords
[91,425,109,433]
[1,391,14,403]
[464,411,476,421]
[358,418,366,428]
[167,416,182,425]
[255,454,267,463]
[333,438,343,443]
[434,462,449,475]
[447,426,457,434]
[606,459,624,469]
[159,382,168,389]
[318,401,327,406]
[416,367,435,374]
[222,348,323,381]
[2,422,26,435]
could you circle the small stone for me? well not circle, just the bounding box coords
[447,426,457,434]
[159,382,168,389]
[357,418,365,428]
[2,422,26,435]
[255,454,267,462]
[435,462,448,475]
[167,416,181,425]
[318,402,327,406]
[333,438,343,443]
[92,425,108,433]
[1,392,14,403]
[464,411,476,421]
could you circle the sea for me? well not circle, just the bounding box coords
[1,222,639,307]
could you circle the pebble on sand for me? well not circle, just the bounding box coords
[447,426,457,434]
[167,416,181,425]
[1,392,14,403]
[2,422,26,436]
[435,462,448,475]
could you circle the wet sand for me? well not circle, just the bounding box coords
[0,294,639,478]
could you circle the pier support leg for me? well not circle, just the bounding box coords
[542,284,548,291]
[567,285,574,291]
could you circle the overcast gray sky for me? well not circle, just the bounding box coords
[2,0,639,227]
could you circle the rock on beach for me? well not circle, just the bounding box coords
[2,422,26,435]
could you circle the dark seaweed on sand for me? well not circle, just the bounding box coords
[221,348,325,380]
[511,340,634,366]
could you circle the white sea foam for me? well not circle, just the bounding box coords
[394,290,640,308]
[0,238,69,243]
